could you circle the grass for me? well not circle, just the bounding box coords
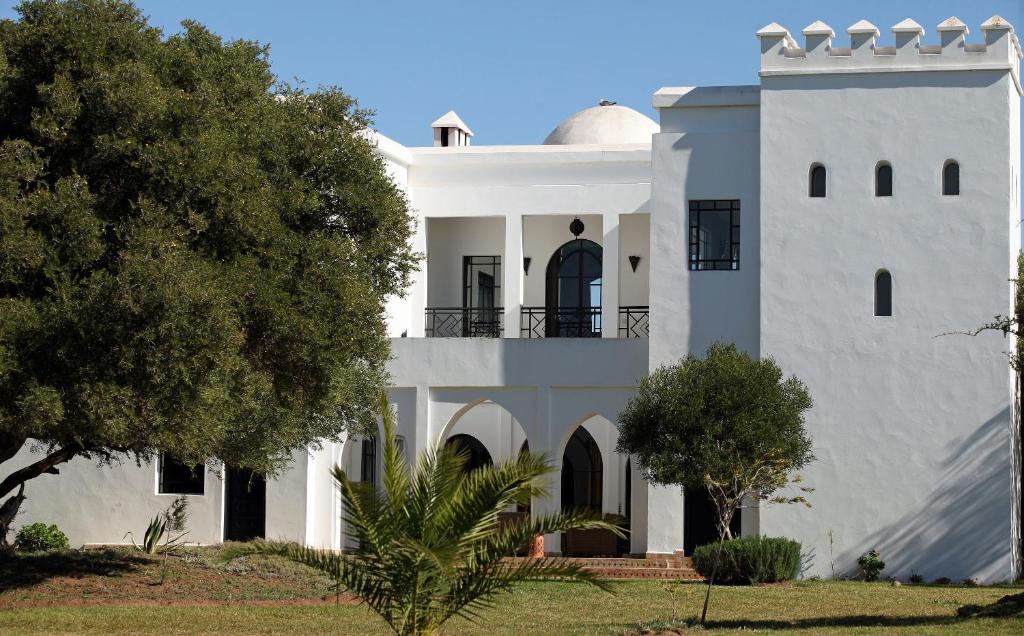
[0,547,1022,634]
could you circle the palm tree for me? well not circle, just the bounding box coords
[226,396,622,635]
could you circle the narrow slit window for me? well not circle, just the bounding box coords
[942,160,959,196]
[809,164,826,198]
[875,270,892,317]
[876,162,892,197]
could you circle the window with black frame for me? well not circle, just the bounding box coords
[158,453,205,495]
[462,256,501,337]
[689,200,740,271]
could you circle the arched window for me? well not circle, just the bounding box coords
[360,436,377,485]
[809,164,826,198]
[942,160,960,196]
[875,270,892,317]
[545,238,602,337]
[875,162,892,197]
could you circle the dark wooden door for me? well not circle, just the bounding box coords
[684,487,741,555]
[224,468,266,542]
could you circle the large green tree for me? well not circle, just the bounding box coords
[617,342,814,623]
[617,342,814,542]
[0,0,416,543]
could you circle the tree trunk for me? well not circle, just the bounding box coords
[700,497,737,625]
[0,443,81,546]
[0,483,26,551]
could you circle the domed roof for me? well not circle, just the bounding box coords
[543,103,658,145]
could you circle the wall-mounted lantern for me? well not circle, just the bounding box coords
[523,257,532,275]
[569,217,585,238]
[628,255,641,272]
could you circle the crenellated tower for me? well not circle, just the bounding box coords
[755,16,1022,582]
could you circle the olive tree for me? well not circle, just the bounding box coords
[0,0,416,544]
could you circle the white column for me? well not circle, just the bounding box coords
[531,386,562,555]
[412,385,430,460]
[601,213,620,338]
[648,483,685,556]
[408,216,428,337]
[503,214,523,338]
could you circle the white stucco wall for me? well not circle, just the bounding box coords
[757,58,1019,582]
[426,216,505,307]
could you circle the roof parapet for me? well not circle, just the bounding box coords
[757,16,1022,93]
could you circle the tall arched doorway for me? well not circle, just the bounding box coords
[545,237,602,337]
[444,434,493,474]
[561,426,613,556]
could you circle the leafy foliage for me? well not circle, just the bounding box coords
[125,495,189,555]
[14,521,68,551]
[692,536,801,585]
[616,342,814,540]
[0,0,416,534]
[226,396,622,636]
[856,549,885,582]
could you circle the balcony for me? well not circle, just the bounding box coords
[618,306,649,338]
[520,307,602,338]
[425,307,503,338]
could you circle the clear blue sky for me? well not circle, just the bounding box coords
[3,0,1020,146]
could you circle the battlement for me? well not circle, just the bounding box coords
[757,16,1022,91]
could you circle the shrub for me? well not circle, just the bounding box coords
[908,572,924,584]
[961,578,978,586]
[692,536,801,585]
[857,549,885,581]
[934,577,952,585]
[15,523,70,552]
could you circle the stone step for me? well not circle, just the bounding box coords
[500,556,703,580]
[580,567,704,581]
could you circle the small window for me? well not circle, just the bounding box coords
[809,164,826,197]
[875,162,892,197]
[942,160,959,195]
[158,453,204,495]
[688,200,740,271]
[875,270,892,317]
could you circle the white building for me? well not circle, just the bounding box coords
[12,17,1023,583]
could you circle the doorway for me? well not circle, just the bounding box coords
[224,468,266,542]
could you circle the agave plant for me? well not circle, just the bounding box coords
[227,397,622,635]
[126,495,189,556]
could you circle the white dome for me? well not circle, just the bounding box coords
[543,104,658,145]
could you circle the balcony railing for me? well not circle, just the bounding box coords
[425,307,503,338]
[618,306,649,338]
[520,307,602,338]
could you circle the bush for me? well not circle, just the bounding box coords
[857,549,885,581]
[692,536,801,585]
[909,572,924,584]
[15,523,70,552]
[934,577,952,585]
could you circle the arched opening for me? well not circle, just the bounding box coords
[561,426,613,556]
[545,238,602,337]
[875,162,892,197]
[444,433,493,474]
[809,163,826,198]
[875,270,892,317]
[943,160,960,196]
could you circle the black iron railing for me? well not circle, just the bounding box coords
[520,307,602,338]
[425,307,503,338]
[618,306,649,338]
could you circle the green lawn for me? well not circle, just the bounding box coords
[1,580,1023,635]
[0,548,1021,634]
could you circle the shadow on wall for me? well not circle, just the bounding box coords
[850,407,1011,581]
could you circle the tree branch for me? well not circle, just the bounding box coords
[0,445,80,499]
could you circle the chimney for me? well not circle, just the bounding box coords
[430,110,474,147]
